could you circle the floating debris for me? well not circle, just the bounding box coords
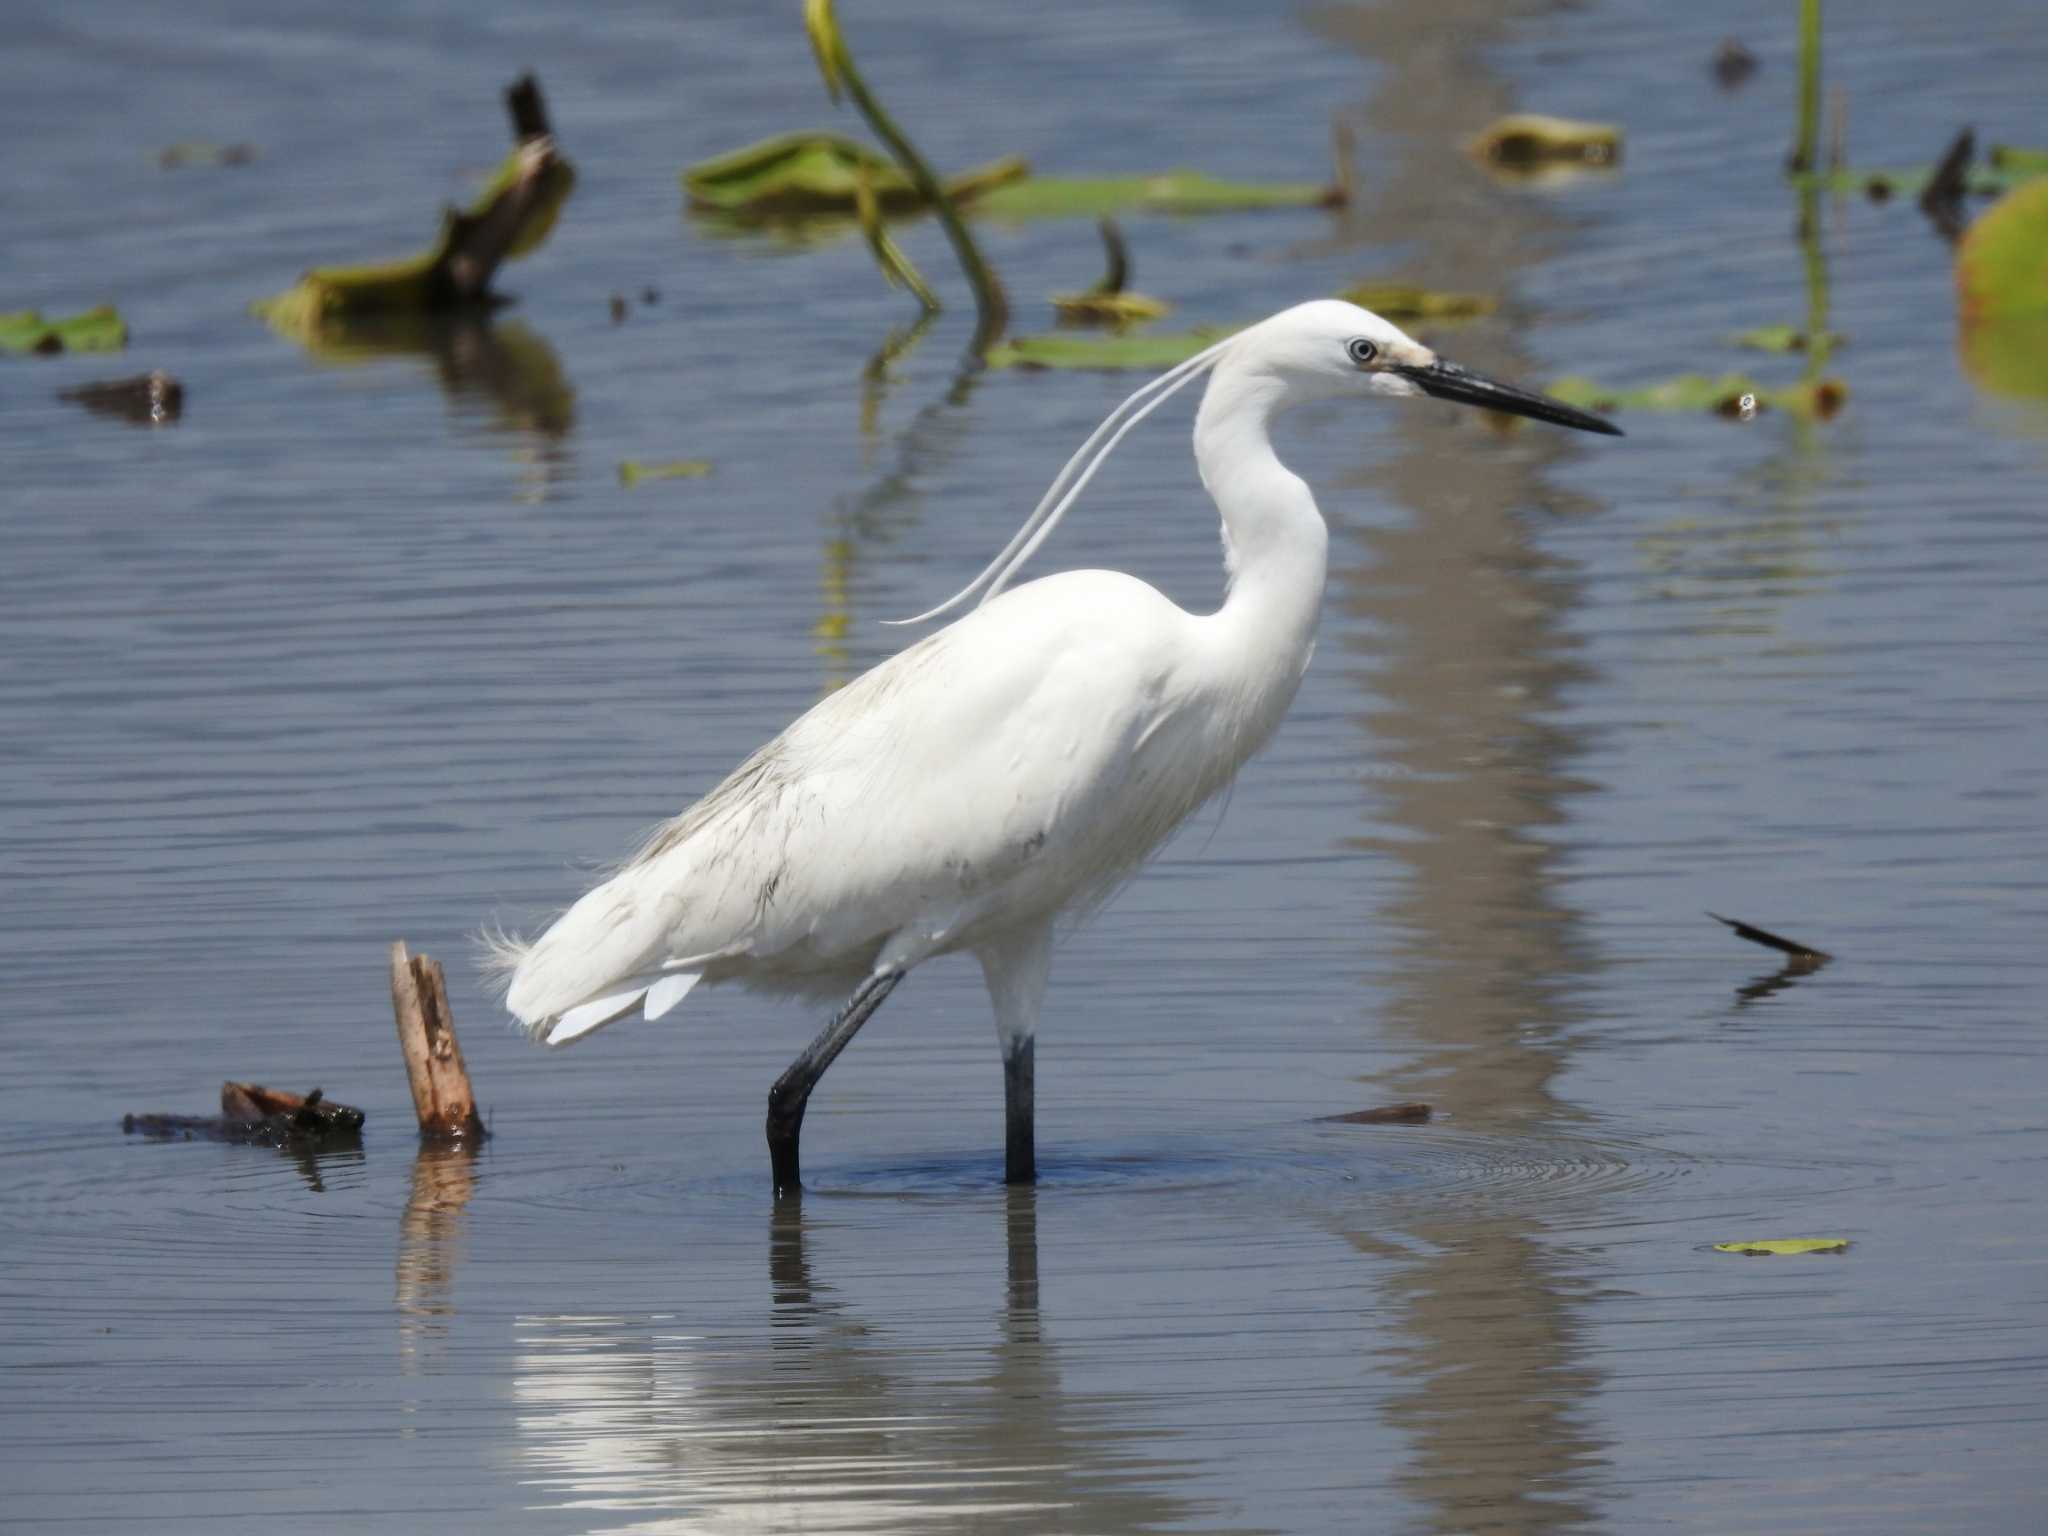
[618,458,713,486]
[1713,1238,1849,1256]
[123,1083,364,1150]
[1,304,127,356]
[1708,912,1833,964]
[1052,219,1170,327]
[59,369,183,425]
[973,169,1339,220]
[157,141,256,169]
[1466,113,1621,172]
[254,75,574,337]
[609,293,628,323]
[1321,1102,1434,1125]
[1711,37,1758,89]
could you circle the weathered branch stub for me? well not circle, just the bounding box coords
[390,941,487,1142]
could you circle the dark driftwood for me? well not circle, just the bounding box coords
[1320,1102,1434,1125]
[122,1083,364,1148]
[59,370,183,425]
[431,74,563,307]
[1708,912,1832,964]
[390,941,487,1142]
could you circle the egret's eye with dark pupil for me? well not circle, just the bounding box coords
[1347,337,1378,366]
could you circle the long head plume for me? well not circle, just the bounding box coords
[887,331,1240,626]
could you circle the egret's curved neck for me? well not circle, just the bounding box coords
[1193,357,1329,661]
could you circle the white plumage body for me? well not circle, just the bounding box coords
[505,559,1315,1036]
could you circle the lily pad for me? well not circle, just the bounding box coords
[1730,323,1843,353]
[683,132,1027,217]
[0,305,127,356]
[1051,291,1172,326]
[1546,372,1846,421]
[1339,282,1497,323]
[1957,178,2048,320]
[984,328,1239,371]
[1712,1238,1850,1256]
[970,171,1337,221]
[1466,113,1621,170]
[618,459,712,486]
[1956,179,2048,399]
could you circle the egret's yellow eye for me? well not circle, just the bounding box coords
[1346,337,1379,366]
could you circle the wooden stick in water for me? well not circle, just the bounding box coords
[390,941,487,1142]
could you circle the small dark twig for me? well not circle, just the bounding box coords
[1708,912,1832,963]
[1918,126,1974,245]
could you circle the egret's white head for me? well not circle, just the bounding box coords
[1224,298,1622,434]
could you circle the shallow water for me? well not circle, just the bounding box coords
[5,0,2047,1530]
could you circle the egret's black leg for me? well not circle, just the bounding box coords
[1003,1036,1036,1185]
[767,969,904,1194]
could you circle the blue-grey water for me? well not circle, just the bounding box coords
[5,1,2046,1530]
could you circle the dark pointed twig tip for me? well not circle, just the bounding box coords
[1707,912,1832,962]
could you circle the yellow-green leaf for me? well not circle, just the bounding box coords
[618,459,712,486]
[0,305,128,356]
[1546,372,1846,421]
[683,133,1027,218]
[1467,114,1621,171]
[1050,291,1172,326]
[970,171,1334,221]
[1713,1238,1850,1256]
[984,328,1239,372]
[1339,282,1497,324]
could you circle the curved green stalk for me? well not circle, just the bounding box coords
[806,0,1009,355]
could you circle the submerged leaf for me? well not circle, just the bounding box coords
[0,304,127,356]
[1339,282,1497,323]
[1467,113,1622,171]
[984,328,1239,371]
[618,459,712,486]
[1713,1238,1850,1256]
[683,132,1026,217]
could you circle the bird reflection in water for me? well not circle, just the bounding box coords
[512,1188,1201,1534]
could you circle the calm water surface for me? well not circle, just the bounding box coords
[5,1,2046,1531]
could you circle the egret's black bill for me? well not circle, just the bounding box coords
[1392,360,1623,436]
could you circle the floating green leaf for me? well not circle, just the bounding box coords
[0,305,127,356]
[254,136,574,337]
[1340,282,1497,324]
[1713,1238,1850,1256]
[619,459,713,486]
[1467,113,1622,172]
[1956,179,2048,399]
[683,132,1027,218]
[984,328,1238,371]
[1051,291,1172,326]
[1730,323,1844,353]
[157,141,256,169]
[1989,143,2048,178]
[972,171,1334,221]
[1546,372,1846,421]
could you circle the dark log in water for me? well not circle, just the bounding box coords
[390,941,487,1142]
[1320,1102,1434,1125]
[122,1084,364,1148]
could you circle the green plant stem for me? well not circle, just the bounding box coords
[812,1,1008,355]
[1793,0,1823,172]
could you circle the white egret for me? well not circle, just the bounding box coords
[494,300,1619,1191]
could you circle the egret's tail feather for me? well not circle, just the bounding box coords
[540,986,647,1047]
